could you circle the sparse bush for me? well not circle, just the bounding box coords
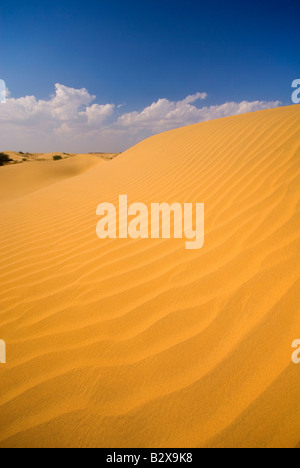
[19,151,24,155]
[53,155,62,161]
[0,153,13,166]
[22,158,27,162]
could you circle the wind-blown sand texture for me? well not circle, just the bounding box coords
[0,105,299,448]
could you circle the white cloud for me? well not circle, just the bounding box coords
[0,84,114,127]
[116,92,208,131]
[116,95,280,133]
[0,83,281,152]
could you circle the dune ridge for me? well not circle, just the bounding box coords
[0,105,299,448]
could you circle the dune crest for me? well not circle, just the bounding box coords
[0,105,299,448]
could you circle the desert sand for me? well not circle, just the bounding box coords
[2,151,119,164]
[0,105,299,448]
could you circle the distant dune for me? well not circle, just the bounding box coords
[1,151,120,164]
[0,105,299,448]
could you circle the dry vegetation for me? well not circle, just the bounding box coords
[0,151,121,165]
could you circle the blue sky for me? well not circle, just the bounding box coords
[0,0,299,152]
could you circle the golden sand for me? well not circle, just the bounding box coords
[0,105,299,448]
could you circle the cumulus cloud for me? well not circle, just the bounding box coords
[0,84,114,129]
[0,83,281,152]
[116,94,280,133]
[116,92,208,131]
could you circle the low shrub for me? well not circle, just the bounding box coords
[0,153,13,166]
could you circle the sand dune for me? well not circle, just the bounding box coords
[2,151,119,164]
[0,154,103,202]
[0,105,299,448]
